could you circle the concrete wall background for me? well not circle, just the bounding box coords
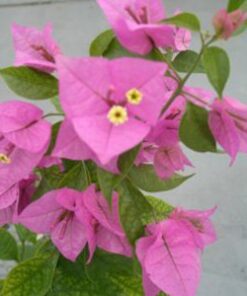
[0,0,246,295]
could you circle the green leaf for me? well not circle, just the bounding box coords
[0,67,58,100]
[2,254,58,296]
[202,47,230,97]
[97,145,140,203]
[162,12,201,31]
[48,250,143,296]
[233,20,247,36]
[15,225,37,244]
[173,50,205,73]
[97,168,118,203]
[117,180,153,244]
[180,102,217,152]
[0,228,18,261]
[0,279,4,292]
[128,164,193,193]
[228,0,246,11]
[57,162,90,190]
[240,0,247,10]
[32,166,63,200]
[118,145,141,174]
[90,29,115,56]
[142,195,174,225]
[33,161,89,200]
[104,37,140,59]
[46,121,62,155]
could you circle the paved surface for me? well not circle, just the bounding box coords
[0,0,246,295]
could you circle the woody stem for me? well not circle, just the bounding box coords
[160,34,217,115]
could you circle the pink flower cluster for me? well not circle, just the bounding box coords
[0,0,246,295]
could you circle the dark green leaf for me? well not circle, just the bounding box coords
[32,166,63,200]
[203,47,230,97]
[97,168,119,203]
[57,162,90,190]
[104,37,140,59]
[46,122,62,155]
[97,145,140,203]
[180,102,217,152]
[0,228,18,261]
[129,164,193,192]
[162,12,201,31]
[2,254,58,296]
[48,250,143,296]
[117,180,153,244]
[90,29,115,56]
[15,225,37,244]
[118,145,140,175]
[0,67,58,100]
[173,50,205,73]
[228,0,246,11]
[33,161,89,200]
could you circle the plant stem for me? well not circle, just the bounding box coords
[42,112,64,119]
[153,47,182,83]
[160,34,217,115]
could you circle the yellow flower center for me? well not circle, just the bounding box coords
[126,88,143,105]
[107,105,128,126]
[0,153,11,164]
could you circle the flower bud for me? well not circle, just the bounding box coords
[213,8,247,40]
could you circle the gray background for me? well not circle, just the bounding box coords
[0,0,246,295]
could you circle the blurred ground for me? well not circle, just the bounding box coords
[0,0,246,295]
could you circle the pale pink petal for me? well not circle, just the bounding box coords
[0,100,43,133]
[51,216,87,261]
[184,87,214,108]
[171,207,217,250]
[38,156,63,169]
[154,145,192,179]
[5,119,51,153]
[144,220,201,296]
[52,119,94,160]
[142,270,160,296]
[209,107,239,163]
[110,58,168,125]
[175,28,192,51]
[0,203,15,226]
[135,0,166,22]
[75,205,96,263]
[56,55,110,118]
[0,145,46,198]
[96,225,132,257]
[56,188,83,212]
[83,185,121,234]
[142,24,176,49]
[115,19,153,55]
[147,120,179,147]
[136,235,160,296]
[12,23,59,72]
[18,190,63,233]
[73,115,150,165]
[0,184,19,210]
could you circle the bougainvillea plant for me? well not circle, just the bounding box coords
[0,0,246,295]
